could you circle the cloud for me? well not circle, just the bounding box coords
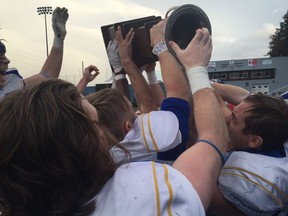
[3,0,287,85]
[212,22,278,61]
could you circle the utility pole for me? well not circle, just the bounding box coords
[37,6,53,57]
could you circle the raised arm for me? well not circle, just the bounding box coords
[106,39,130,99]
[24,7,69,86]
[150,19,189,102]
[171,28,229,210]
[149,19,191,160]
[211,81,250,105]
[144,62,165,108]
[116,26,157,113]
[76,65,99,93]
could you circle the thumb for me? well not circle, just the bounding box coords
[169,41,181,56]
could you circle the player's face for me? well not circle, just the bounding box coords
[0,53,10,72]
[0,53,10,87]
[225,101,253,151]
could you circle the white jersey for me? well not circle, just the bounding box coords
[0,68,23,99]
[111,111,182,165]
[218,143,288,216]
[91,161,205,216]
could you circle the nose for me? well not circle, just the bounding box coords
[4,55,10,64]
[0,55,10,64]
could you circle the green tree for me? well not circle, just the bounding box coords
[267,10,288,57]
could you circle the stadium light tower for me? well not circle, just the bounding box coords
[37,6,53,57]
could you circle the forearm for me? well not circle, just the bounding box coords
[40,43,64,78]
[123,60,156,113]
[114,75,130,100]
[194,89,228,156]
[173,89,229,210]
[214,88,233,118]
[145,66,165,108]
[175,69,229,210]
[24,42,64,86]
[76,78,89,93]
[149,84,165,108]
[158,51,189,101]
[212,82,249,105]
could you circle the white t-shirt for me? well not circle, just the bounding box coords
[92,161,205,216]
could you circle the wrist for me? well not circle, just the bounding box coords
[53,36,64,48]
[114,73,126,81]
[83,76,91,83]
[121,58,134,69]
[115,68,126,75]
[187,66,212,94]
[113,66,123,73]
[152,41,168,56]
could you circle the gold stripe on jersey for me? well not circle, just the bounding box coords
[148,112,159,152]
[152,161,161,216]
[221,171,283,207]
[223,166,288,203]
[141,114,150,153]
[164,163,173,216]
[141,113,160,153]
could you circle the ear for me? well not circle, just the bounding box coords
[248,135,263,149]
[124,120,133,133]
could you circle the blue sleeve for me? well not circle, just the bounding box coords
[157,97,190,161]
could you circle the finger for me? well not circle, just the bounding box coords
[200,28,210,45]
[126,28,134,42]
[201,29,212,51]
[128,31,135,43]
[193,29,204,43]
[185,29,203,50]
[89,65,98,72]
[115,26,124,42]
[156,19,167,28]
[169,41,181,55]
[207,38,213,59]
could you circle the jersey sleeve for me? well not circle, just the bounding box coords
[112,111,182,164]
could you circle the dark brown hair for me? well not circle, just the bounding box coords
[243,93,288,151]
[0,40,6,54]
[0,79,118,215]
[86,88,135,142]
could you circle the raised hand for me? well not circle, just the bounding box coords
[82,65,99,82]
[107,39,122,73]
[115,26,135,66]
[169,28,212,71]
[52,7,69,40]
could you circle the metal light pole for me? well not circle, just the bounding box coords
[37,6,53,57]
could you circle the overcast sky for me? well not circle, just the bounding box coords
[1,0,287,85]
